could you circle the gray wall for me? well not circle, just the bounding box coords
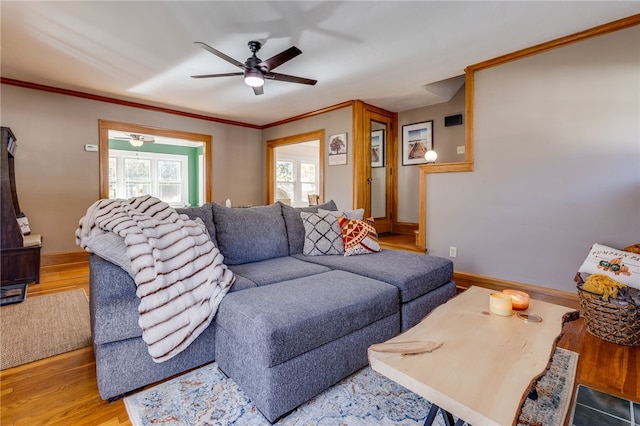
[425,25,639,292]
[1,84,262,254]
[397,86,466,223]
[262,106,353,211]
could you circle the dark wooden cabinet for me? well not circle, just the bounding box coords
[1,246,41,284]
[1,127,41,286]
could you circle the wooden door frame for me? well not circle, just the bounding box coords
[352,101,397,231]
[98,119,213,202]
[266,129,325,205]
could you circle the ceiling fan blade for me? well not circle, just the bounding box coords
[266,72,317,86]
[191,72,244,79]
[253,85,264,96]
[259,46,302,71]
[194,42,246,69]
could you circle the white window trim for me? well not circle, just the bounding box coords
[276,155,319,207]
[109,150,189,207]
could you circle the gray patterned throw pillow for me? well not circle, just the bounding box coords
[301,210,344,256]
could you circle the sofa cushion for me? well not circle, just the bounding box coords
[301,210,344,256]
[229,257,331,286]
[212,202,289,265]
[293,250,453,303]
[215,270,398,368]
[338,216,380,256]
[176,203,216,243]
[280,200,338,255]
[228,274,258,292]
[83,232,134,278]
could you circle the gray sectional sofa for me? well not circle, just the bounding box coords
[88,200,456,422]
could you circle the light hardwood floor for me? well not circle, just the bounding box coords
[378,232,422,253]
[1,260,638,425]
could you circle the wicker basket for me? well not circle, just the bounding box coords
[577,284,640,346]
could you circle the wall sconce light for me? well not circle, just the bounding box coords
[424,150,438,164]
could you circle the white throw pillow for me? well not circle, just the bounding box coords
[578,243,640,289]
[319,208,365,220]
[83,232,135,278]
[300,210,344,256]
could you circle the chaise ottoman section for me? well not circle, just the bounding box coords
[214,270,400,422]
[400,281,457,330]
[293,250,456,329]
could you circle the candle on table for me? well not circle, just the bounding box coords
[503,289,530,310]
[489,292,513,316]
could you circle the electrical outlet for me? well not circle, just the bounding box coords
[449,246,457,257]
[457,146,465,155]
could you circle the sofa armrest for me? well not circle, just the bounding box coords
[89,253,142,344]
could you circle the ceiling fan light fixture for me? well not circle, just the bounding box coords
[244,69,264,87]
[128,134,154,147]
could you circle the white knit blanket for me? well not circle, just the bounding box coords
[76,195,235,363]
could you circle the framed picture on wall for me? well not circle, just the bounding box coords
[328,133,348,166]
[402,120,433,165]
[371,129,385,168]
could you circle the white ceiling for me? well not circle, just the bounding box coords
[1,1,638,126]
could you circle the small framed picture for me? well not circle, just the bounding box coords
[371,129,385,168]
[402,121,433,165]
[328,133,348,166]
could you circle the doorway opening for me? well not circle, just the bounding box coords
[274,140,320,207]
[99,120,212,206]
[266,129,324,206]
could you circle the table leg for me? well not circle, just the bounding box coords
[423,403,467,426]
[424,403,439,425]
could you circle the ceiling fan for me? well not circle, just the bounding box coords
[191,40,317,95]
[113,134,155,147]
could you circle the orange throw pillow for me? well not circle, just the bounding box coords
[338,216,381,256]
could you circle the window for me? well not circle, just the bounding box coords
[268,134,323,206]
[275,157,318,207]
[157,159,182,203]
[300,162,317,199]
[99,120,212,204]
[109,150,188,206]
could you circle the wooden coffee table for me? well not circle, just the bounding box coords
[369,286,578,426]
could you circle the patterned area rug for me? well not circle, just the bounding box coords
[125,348,578,426]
